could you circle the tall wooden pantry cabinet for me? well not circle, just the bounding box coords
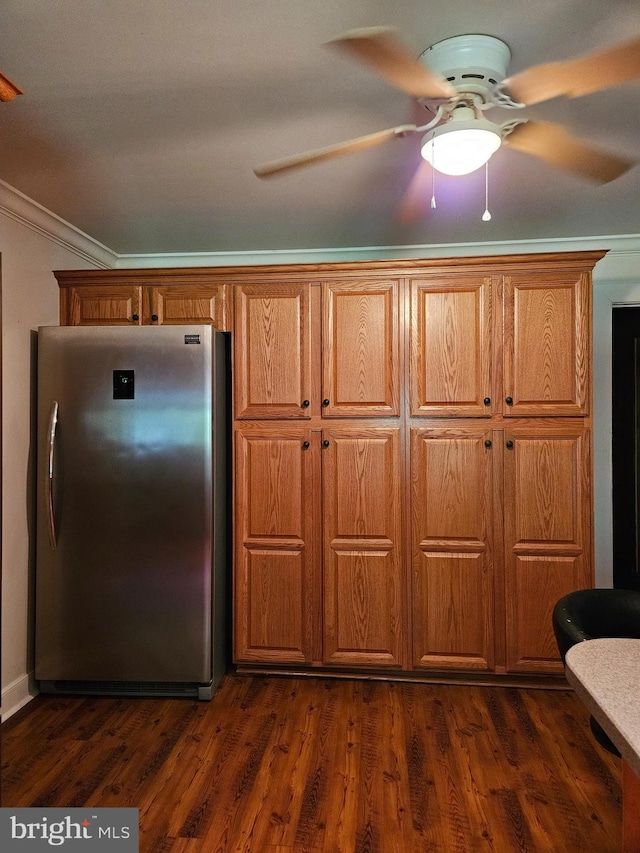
[56,249,604,681]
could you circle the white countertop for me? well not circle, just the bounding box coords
[566,638,640,775]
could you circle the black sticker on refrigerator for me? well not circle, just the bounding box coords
[184,334,201,345]
[113,370,135,399]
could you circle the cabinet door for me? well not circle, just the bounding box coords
[234,426,320,664]
[503,426,592,673]
[150,284,229,329]
[64,285,142,325]
[503,271,590,416]
[322,279,400,417]
[323,426,404,667]
[234,284,312,419]
[411,427,495,670]
[410,276,493,417]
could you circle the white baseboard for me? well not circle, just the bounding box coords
[1,671,38,722]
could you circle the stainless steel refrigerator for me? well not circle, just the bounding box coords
[35,325,229,699]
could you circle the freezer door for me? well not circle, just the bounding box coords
[35,325,216,684]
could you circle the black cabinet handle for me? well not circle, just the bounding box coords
[301,399,310,408]
[322,399,330,407]
[506,440,514,449]
[131,314,139,322]
[505,396,513,405]
[483,397,491,405]
[485,440,492,448]
[302,440,310,449]
[322,439,330,448]
[151,314,159,322]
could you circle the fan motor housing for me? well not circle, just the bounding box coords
[420,34,511,101]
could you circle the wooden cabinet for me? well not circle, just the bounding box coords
[323,425,403,667]
[410,275,494,417]
[503,425,591,672]
[234,423,404,668]
[56,271,230,330]
[234,283,313,419]
[410,264,591,418]
[234,278,401,420]
[234,425,320,664]
[410,422,592,675]
[322,279,400,417]
[63,284,143,325]
[411,426,495,671]
[503,271,590,416]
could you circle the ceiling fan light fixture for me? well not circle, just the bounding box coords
[421,112,502,176]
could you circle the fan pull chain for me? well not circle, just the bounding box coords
[430,141,437,209]
[482,161,491,221]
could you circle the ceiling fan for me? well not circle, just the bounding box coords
[254,28,640,184]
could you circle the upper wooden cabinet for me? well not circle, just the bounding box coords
[322,279,400,417]
[149,284,227,327]
[234,278,401,419]
[234,283,313,419]
[63,284,143,325]
[503,270,590,416]
[410,275,494,417]
[56,271,230,330]
[411,261,593,418]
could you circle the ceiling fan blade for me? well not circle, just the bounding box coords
[254,124,418,179]
[504,120,635,183]
[327,27,457,99]
[0,71,23,102]
[501,36,640,105]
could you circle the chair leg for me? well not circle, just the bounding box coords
[590,715,621,757]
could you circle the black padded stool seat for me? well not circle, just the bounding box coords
[552,588,640,757]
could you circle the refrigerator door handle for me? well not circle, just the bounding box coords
[46,401,59,550]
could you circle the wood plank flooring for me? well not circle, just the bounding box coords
[1,675,622,852]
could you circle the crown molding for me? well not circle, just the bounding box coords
[0,180,117,269]
[116,234,640,280]
[1,179,639,280]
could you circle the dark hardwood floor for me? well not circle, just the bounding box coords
[1,675,621,852]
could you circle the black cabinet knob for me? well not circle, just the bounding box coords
[505,396,513,405]
[322,439,330,448]
[506,440,514,449]
[322,399,330,407]
[301,399,310,408]
[151,314,159,322]
[131,314,139,322]
[484,440,492,448]
[483,397,491,405]
[302,440,310,449]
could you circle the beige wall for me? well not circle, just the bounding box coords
[0,213,104,719]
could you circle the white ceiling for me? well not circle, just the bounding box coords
[2,0,640,256]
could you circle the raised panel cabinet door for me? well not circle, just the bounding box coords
[234,284,312,419]
[64,285,142,325]
[322,426,403,667]
[411,427,495,670]
[234,427,320,663]
[410,276,493,417]
[150,284,229,329]
[322,279,400,417]
[503,271,590,416]
[503,426,592,673]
